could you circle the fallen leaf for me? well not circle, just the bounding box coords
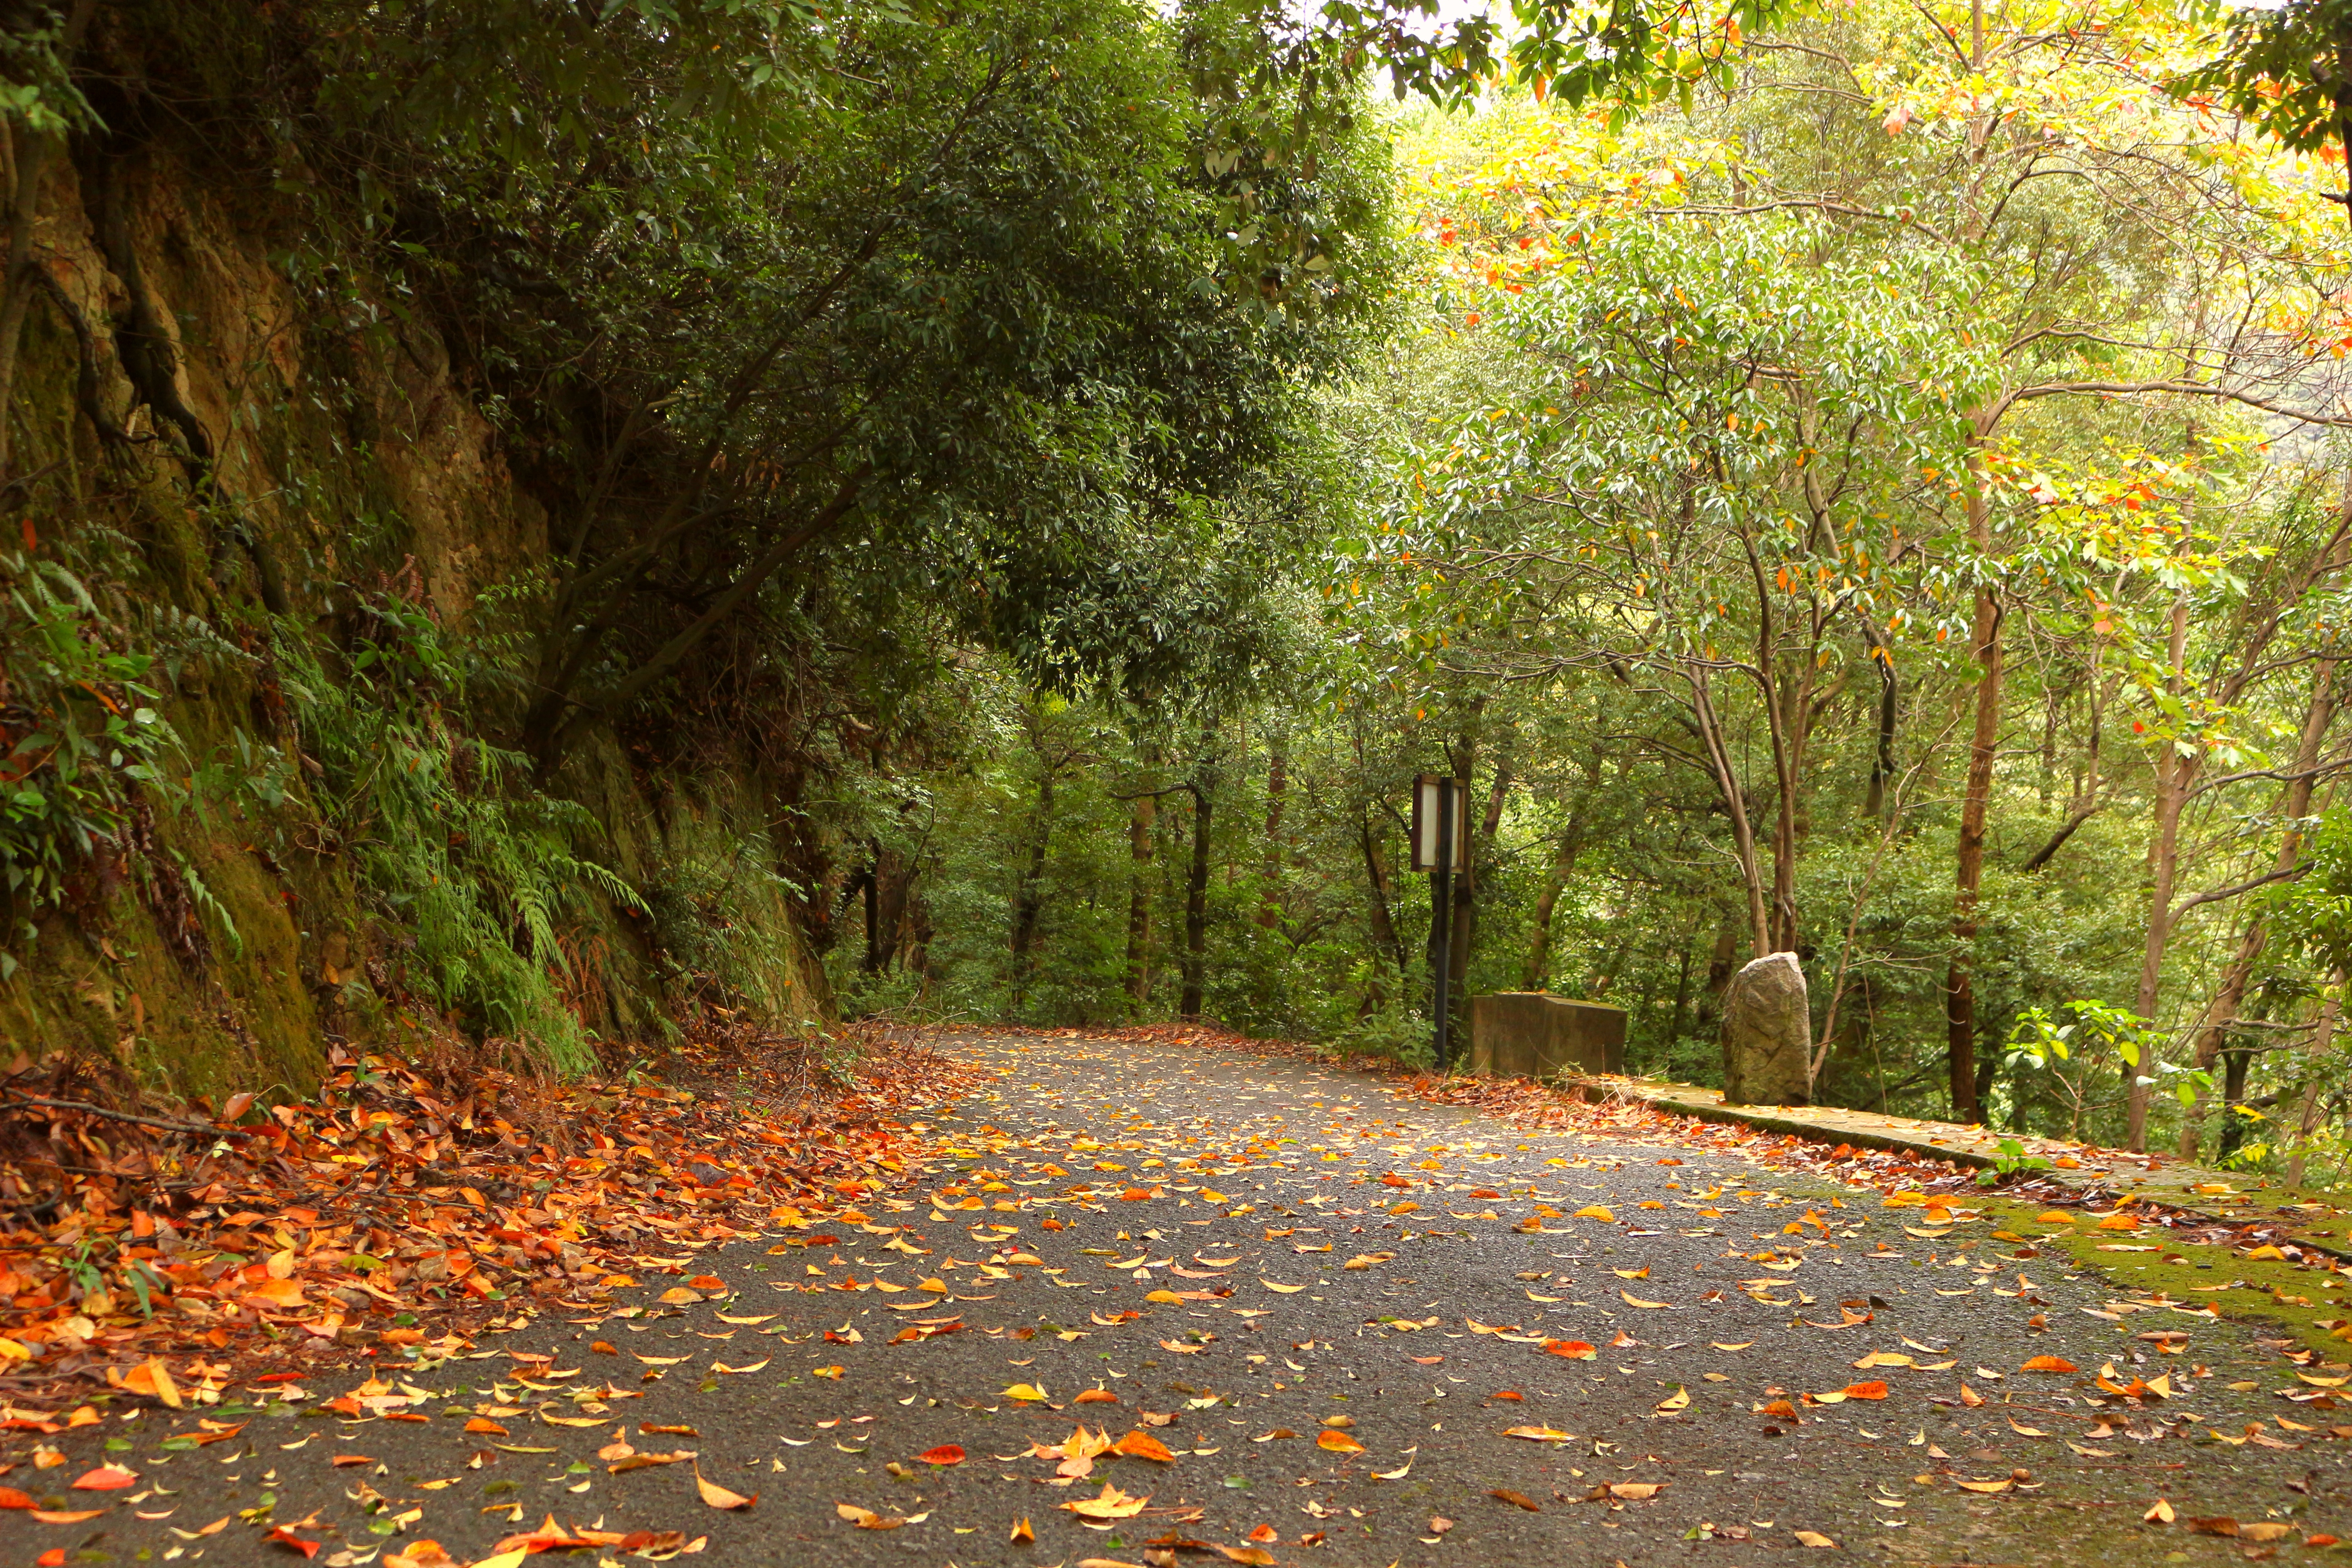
[1490,1488,1541,1512]
[1063,1482,1150,1520]
[2144,1499,2175,1523]
[1504,1426,1572,1442]
[1316,1430,1365,1455]
[2020,1356,2076,1373]
[70,1466,137,1491]
[694,1464,756,1510]
[1792,1529,1838,1548]
[1543,1340,1597,1360]
[836,1503,903,1531]
[919,1445,965,1466]
[1111,1431,1175,1463]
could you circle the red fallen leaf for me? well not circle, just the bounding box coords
[918,1445,965,1466]
[323,1396,365,1417]
[1544,1340,1597,1360]
[265,1523,322,1557]
[1490,1390,1524,1401]
[38,1551,64,1568]
[0,1486,32,1508]
[1248,1524,1279,1543]
[70,1465,137,1491]
[1842,1381,1889,1401]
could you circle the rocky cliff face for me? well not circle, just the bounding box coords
[0,136,828,1098]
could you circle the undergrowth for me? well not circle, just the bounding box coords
[279,593,642,1073]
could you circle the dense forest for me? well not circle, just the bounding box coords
[8,0,2352,1172]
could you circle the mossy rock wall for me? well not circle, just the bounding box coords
[0,140,826,1100]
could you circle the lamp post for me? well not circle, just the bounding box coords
[1410,772,1468,1072]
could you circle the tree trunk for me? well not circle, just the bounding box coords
[2287,971,2343,1189]
[1360,818,1407,981]
[1124,789,1155,1012]
[1257,742,1286,928]
[1523,808,1588,991]
[1944,436,2003,1127]
[1695,917,1740,1039]
[1450,762,1510,995]
[2178,658,2336,1158]
[1010,769,1054,1006]
[1179,781,1213,1021]
[2127,593,2193,1150]
[1666,920,1700,1044]
[1690,667,1772,957]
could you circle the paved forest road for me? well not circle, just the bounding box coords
[7,1032,2345,1567]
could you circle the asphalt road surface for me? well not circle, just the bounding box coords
[5,1032,2343,1567]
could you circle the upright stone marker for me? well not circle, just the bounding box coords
[1720,951,1812,1106]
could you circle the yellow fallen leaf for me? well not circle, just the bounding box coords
[659,1287,704,1305]
[1955,1478,2012,1494]
[1062,1482,1149,1520]
[2144,1499,2175,1524]
[1002,1383,1049,1401]
[836,1503,903,1530]
[1573,1205,1616,1223]
[1504,1426,1572,1442]
[1620,1291,1669,1309]
[1655,1387,1689,1413]
[1793,1529,1838,1548]
[1260,1280,1309,1294]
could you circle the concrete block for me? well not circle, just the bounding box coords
[1467,992,1627,1079]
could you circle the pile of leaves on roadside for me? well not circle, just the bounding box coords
[0,1020,971,1397]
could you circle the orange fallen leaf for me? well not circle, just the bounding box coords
[1075,1389,1121,1405]
[1315,1430,1365,1455]
[1011,1516,1035,1543]
[69,1466,137,1491]
[30,1509,107,1524]
[1111,1431,1175,1463]
[694,1464,756,1510]
[836,1503,902,1530]
[1490,1488,1541,1512]
[1841,1381,1889,1401]
[2021,1356,2076,1373]
[1543,1340,1597,1360]
[0,1486,32,1509]
[265,1522,321,1556]
[464,1418,509,1436]
[330,1455,376,1468]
